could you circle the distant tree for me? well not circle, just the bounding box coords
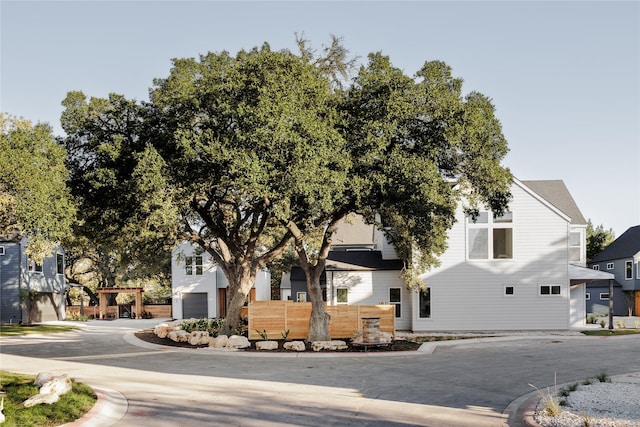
[0,113,76,261]
[60,92,177,298]
[586,219,615,261]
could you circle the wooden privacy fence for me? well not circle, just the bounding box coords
[248,301,395,340]
[66,304,172,319]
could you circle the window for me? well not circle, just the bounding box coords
[625,261,633,280]
[585,293,590,300]
[600,293,609,300]
[195,256,203,275]
[185,256,203,275]
[56,253,64,275]
[569,231,582,263]
[540,285,561,296]
[419,288,431,318]
[0,246,4,256]
[336,288,348,304]
[592,265,600,271]
[504,286,515,296]
[389,288,401,318]
[607,262,614,270]
[28,259,43,273]
[296,292,307,302]
[468,211,513,260]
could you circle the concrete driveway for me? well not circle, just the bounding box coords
[2,319,640,426]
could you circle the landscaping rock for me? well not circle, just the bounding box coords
[284,341,306,352]
[23,392,59,407]
[189,331,211,346]
[34,372,55,387]
[311,340,348,351]
[39,375,72,396]
[256,341,278,350]
[210,334,228,348]
[168,330,189,342]
[227,335,250,349]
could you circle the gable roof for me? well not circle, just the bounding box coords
[591,225,640,262]
[521,180,586,225]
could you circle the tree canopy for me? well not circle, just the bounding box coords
[59,38,512,336]
[586,219,615,261]
[0,114,76,261]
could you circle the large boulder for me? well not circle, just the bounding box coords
[256,341,278,351]
[168,330,189,343]
[189,331,211,346]
[39,375,72,396]
[209,335,228,348]
[283,341,306,352]
[23,392,59,407]
[227,335,250,349]
[34,372,55,387]
[311,340,348,351]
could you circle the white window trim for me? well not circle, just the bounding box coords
[607,262,614,270]
[585,293,590,300]
[296,292,307,303]
[0,246,4,256]
[336,288,348,304]
[599,293,610,300]
[592,265,600,271]
[389,287,402,318]
[625,260,633,280]
[467,211,514,261]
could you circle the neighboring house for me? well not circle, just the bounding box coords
[587,225,640,316]
[283,178,614,331]
[0,236,67,323]
[171,242,271,319]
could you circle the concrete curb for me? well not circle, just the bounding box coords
[60,386,128,427]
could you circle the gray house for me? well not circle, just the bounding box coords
[0,237,67,324]
[587,225,640,316]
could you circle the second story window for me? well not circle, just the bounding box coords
[185,256,203,275]
[569,231,582,263]
[626,261,633,280]
[28,259,43,273]
[468,211,513,260]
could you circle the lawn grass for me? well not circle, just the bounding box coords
[0,371,96,426]
[0,324,78,337]
[581,329,640,336]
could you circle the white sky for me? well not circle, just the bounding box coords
[1,1,639,237]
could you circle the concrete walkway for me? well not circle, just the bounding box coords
[2,319,640,426]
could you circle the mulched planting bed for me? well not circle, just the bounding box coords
[134,329,421,352]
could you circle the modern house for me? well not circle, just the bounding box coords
[171,241,271,319]
[282,178,613,331]
[587,225,640,316]
[0,236,67,324]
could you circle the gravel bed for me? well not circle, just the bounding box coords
[534,381,640,427]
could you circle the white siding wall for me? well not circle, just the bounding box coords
[373,228,399,260]
[570,284,586,328]
[331,269,411,330]
[171,242,218,319]
[412,183,571,331]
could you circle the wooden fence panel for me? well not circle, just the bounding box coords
[248,301,395,340]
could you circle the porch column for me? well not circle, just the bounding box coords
[135,289,143,319]
[608,279,614,330]
[99,292,107,320]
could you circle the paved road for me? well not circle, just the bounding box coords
[1,319,639,426]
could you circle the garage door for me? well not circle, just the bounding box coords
[182,292,208,319]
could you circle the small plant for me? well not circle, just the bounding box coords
[635,320,639,329]
[256,329,269,340]
[616,320,624,328]
[582,378,593,386]
[66,312,89,321]
[281,329,290,340]
[595,370,610,383]
[599,320,606,328]
[529,375,562,417]
[581,413,593,427]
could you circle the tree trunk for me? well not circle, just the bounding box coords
[306,263,330,342]
[220,270,255,336]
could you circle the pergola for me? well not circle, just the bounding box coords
[96,287,144,320]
